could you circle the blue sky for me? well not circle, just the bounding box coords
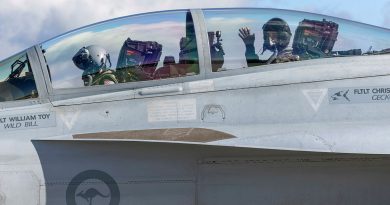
[0,0,388,60]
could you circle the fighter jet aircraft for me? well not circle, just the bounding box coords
[0,8,390,205]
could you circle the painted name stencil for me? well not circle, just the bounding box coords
[0,112,56,131]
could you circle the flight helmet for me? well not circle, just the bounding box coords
[262,18,292,53]
[72,45,111,76]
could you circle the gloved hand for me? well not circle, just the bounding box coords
[239,27,255,46]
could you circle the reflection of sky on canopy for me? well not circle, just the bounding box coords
[0,56,14,81]
[204,9,390,70]
[41,8,390,88]
[42,11,189,89]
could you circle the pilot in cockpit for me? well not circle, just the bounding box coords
[72,45,118,86]
[239,18,299,67]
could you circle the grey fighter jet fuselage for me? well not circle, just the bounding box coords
[0,8,389,205]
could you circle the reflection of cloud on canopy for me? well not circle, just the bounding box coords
[383,2,390,28]
[332,34,359,51]
[45,20,186,89]
[207,17,255,26]
[294,6,355,22]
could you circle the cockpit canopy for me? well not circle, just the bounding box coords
[0,8,389,103]
[39,8,389,89]
[41,10,199,89]
[203,8,390,70]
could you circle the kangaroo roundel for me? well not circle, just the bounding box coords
[66,170,120,205]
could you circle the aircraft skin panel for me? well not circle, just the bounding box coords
[50,89,136,106]
[42,54,390,154]
[0,171,41,205]
[32,140,390,205]
[198,156,390,204]
[210,55,390,91]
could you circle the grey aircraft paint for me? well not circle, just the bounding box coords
[0,8,389,205]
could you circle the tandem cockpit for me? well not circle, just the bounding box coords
[1,9,390,205]
[0,8,389,103]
